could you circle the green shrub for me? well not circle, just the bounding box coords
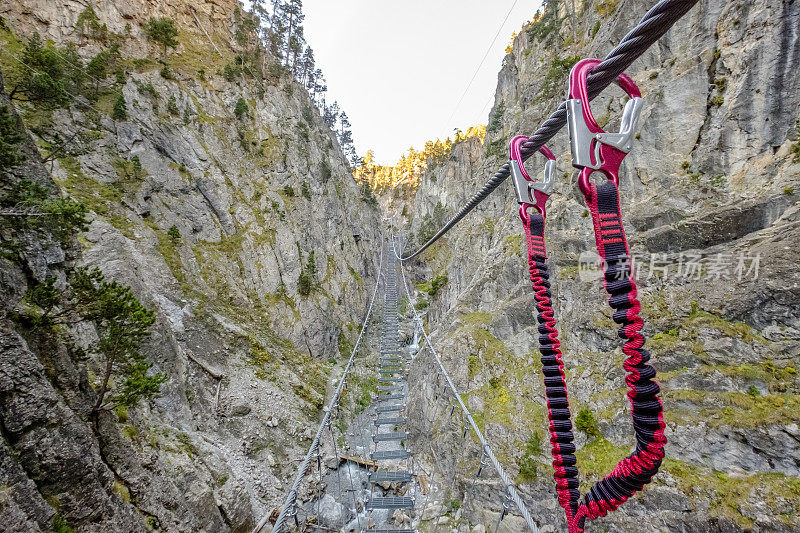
[540,55,581,101]
[297,251,317,296]
[223,63,238,82]
[167,225,180,240]
[591,20,602,38]
[711,96,725,107]
[296,120,309,141]
[167,95,179,115]
[301,182,311,200]
[487,100,505,134]
[111,93,127,120]
[136,82,158,99]
[517,432,543,483]
[791,123,800,163]
[575,408,600,437]
[234,97,248,119]
[320,160,332,183]
[302,104,314,124]
[12,34,71,106]
[52,515,75,533]
[0,179,87,240]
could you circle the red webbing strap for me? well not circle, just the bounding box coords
[521,180,667,532]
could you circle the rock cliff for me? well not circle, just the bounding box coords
[402,0,800,531]
[0,0,380,531]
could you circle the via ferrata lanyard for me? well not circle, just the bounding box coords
[510,58,666,533]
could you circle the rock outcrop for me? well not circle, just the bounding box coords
[0,1,380,531]
[403,0,800,531]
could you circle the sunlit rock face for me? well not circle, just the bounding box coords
[402,0,800,531]
[0,0,380,530]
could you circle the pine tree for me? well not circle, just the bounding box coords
[323,101,340,128]
[68,268,162,418]
[9,34,69,105]
[282,0,305,69]
[339,112,351,137]
[0,104,25,173]
[145,18,179,61]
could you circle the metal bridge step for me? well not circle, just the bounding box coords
[365,497,415,510]
[371,449,410,461]
[360,530,417,533]
[377,385,403,392]
[377,393,405,401]
[369,470,413,483]
[375,417,407,426]
[376,404,405,413]
[373,432,408,442]
[378,377,402,383]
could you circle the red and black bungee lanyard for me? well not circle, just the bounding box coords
[510,58,667,533]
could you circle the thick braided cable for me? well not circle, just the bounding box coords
[399,0,699,261]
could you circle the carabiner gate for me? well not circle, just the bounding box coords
[509,135,557,221]
[566,58,643,199]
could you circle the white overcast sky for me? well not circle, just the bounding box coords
[302,0,543,164]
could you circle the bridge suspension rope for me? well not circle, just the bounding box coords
[252,241,385,533]
[398,0,700,261]
[393,234,541,533]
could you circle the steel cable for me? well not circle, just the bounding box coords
[398,0,699,261]
[393,234,540,532]
[253,241,385,533]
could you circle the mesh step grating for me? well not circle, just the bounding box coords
[369,471,413,483]
[365,497,415,510]
[371,449,410,460]
[377,393,405,401]
[373,432,408,442]
[376,404,405,413]
[375,417,407,426]
[360,530,417,533]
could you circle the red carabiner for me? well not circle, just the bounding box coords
[566,58,643,199]
[509,135,556,223]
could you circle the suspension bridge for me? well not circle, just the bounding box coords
[253,1,701,531]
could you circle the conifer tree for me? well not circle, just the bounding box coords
[145,18,179,61]
[0,105,25,173]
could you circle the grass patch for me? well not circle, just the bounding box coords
[662,457,800,529]
[663,389,800,429]
[575,438,630,480]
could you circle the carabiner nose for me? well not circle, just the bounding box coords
[509,135,557,219]
[566,58,643,199]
